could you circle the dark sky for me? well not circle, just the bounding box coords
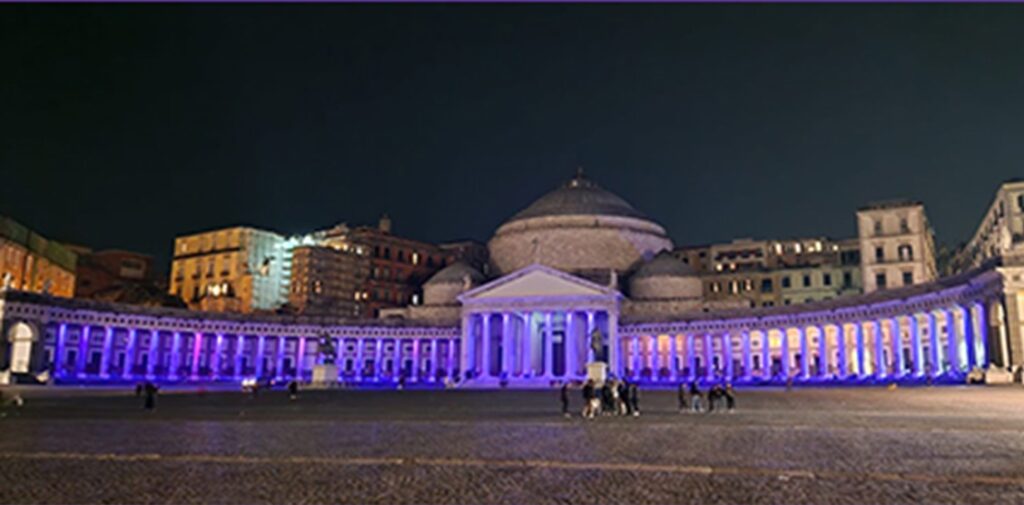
[3,5,1023,270]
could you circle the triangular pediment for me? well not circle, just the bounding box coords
[458,264,619,302]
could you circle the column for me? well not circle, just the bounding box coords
[816,325,827,379]
[761,330,771,380]
[890,318,904,376]
[521,313,532,377]
[211,333,223,380]
[122,328,137,380]
[374,338,383,380]
[565,312,577,378]
[448,337,457,379]
[687,334,697,381]
[169,331,182,380]
[722,333,734,382]
[741,331,752,380]
[234,335,246,379]
[355,338,365,381]
[586,311,597,364]
[836,323,847,379]
[99,326,113,379]
[543,312,554,378]
[296,336,307,380]
[191,332,204,379]
[873,320,885,379]
[460,314,472,378]
[631,335,640,380]
[275,336,286,380]
[76,325,90,377]
[503,313,514,377]
[670,333,680,381]
[909,314,923,377]
[780,328,790,379]
[974,302,989,367]
[482,314,492,378]
[798,326,809,379]
[854,322,866,378]
[147,330,160,378]
[928,312,940,378]
[430,338,439,382]
[412,338,421,381]
[255,335,266,378]
[945,309,960,374]
[607,311,619,378]
[704,333,714,381]
[651,336,660,381]
[393,338,402,381]
[55,323,67,378]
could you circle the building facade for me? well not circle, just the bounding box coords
[289,245,368,318]
[0,216,76,298]
[952,179,1024,272]
[857,201,938,293]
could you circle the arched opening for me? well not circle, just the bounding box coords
[8,322,37,374]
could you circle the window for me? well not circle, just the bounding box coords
[876,273,887,290]
[760,279,773,293]
[898,244,913,261]
[784,299,791,306]
[802,275,811,287]
[900,217,909,233]
[842,271,852,288]
[781,276,791,288]
[875,246,884,262]
[902,271,913,285]
[874,220,883,235]
[1018,194,1024,212]
[711,282,721,293]
[823,273,832,286]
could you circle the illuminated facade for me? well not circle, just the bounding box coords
[857,201,938,293]
[0,216,76,298]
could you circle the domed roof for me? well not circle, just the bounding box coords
[632,252,696,278]
[424,261,485,285]
[509,171,649,222]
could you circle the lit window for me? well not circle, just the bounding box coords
[794,243,802,254]
[412,252,420,265]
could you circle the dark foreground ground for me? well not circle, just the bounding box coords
[0,385,1023,505]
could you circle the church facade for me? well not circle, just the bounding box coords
[2,174,1023,387]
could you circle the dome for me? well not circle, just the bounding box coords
[509,174,649,222]
[632,252,696,278]
[488,171,673,276]
[423,261,485,305]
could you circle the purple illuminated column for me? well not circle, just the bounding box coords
[482,314,492,378]
[191,332,204,380]
[122,328,137,380]
[836,323,847,379]
[255,335,266,378]
[147,330,160,379]
[722,333,734,382]
[169,331,182,380]
[448,337,457,379]
[275,337,287,380]
[607,311,619,377]
[501,313,512,378]
[211,333,223,380]
[632,335,641,380]
[687,334,697,381]
[780,328,790,379]
[670,334,680,381]
[54,323,67,378]
[974,302,989,367]
[962,305,977,370]
[412,338,421,382]
[928,312,940,377]
[392,339,402,381]
[945,309,960,374]
[650,336,659,381]
[909,315,922,377]
[234,335,246,379]
[99,326,113,379]
[430,338,439,382]
[587,311,597,364]
[76,325,90,378]
[521,313,532,377]
[704,334,714,381]
[564,312,576,378]
[741,331,752,381]
[354,338,364,381]
[873,320,885,379]
[854,322,866,378]
[761,330,771,380]
[798,327,809,379]
[890,318,904,377]
[296,336,307,380]
[816,325,827,379]
[543,313,554,379]
[374,338,383,380]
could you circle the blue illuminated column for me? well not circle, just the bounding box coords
[587,311,597,364]
[974,302,989,367]
[873,320,885,379]
[704,334,714,381]
[944,309,960,374]
[77,325,90,378]
[448,337,457,379]
[234,335,246,379]
[816,325,827,378]
[355,338,365,381]
[928,312,940,377]
[722,333,734,382]
[632,335,641,380]
[544,313,554,379]
[608,311,619,377]
[275,337,286,380]
[169,331,182,380]
[909,315,923,377]
[521,313,532,377]
[99,326,113,379]
[147,330,160,379]
[430,338,439,382]
[482,314,492,378]
[255,335,266,378]
[835,323,847,378]
[798,327,809,379]
[780,328,790,379]
[854,322,865,378]
[122,328,137,380]
[393,338,402,381]
[296,336,307,380]
[669,334,679,381]
[761,330,771,380]
[687,334,697,381]
[741,331,752,381]
[374,338,383,380]
[211,333,223,380]
[191,332,204,380]
[501,313,513,378]
[412,338,421,381]
[460,314,473,378]
[890,318,904,377]
[564,313,576,378]
[651,336,660,381]
[54,323,67,378]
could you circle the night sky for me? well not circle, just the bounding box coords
[3,5,1023,271]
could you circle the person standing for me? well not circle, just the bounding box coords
[689,382,702,413]
[725,384,736,412]
[628,382,640,417]
[677,383,688,413]
[581,380,595,419]
[143,381,158,411]
[288,380,299,401]
[560,383,571,418]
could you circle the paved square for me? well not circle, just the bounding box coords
[0,386,1023,504]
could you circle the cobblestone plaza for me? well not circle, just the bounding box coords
[0,387,1022,504]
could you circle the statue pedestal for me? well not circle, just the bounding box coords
[587,362,608,388]
[311,364,339,388]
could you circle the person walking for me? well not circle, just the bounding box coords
[628,382,640,417]
[601,383,614,416]
[288,380,299,401]
[581,380,595,419]
[725,384,736,412]
[707,385,719,413]
[689,382,702,413]
[143,381,158,411]
[617,380,629,415]
[677,382,688,413]
[560,383,571,418]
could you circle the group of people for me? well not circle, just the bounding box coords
[678,382,736,413]
[561,379,641,419]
